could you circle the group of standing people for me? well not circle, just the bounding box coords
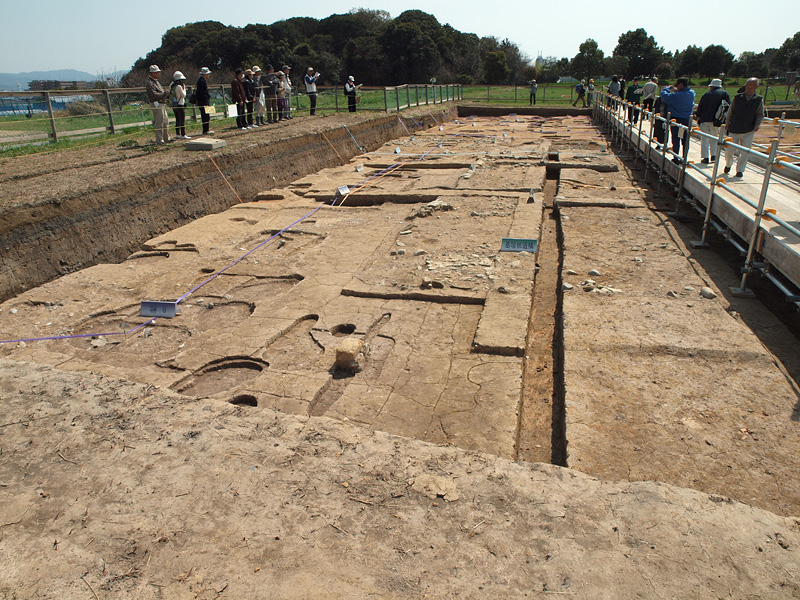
[231,65,299,129]
[146,64,362,141]
[602,72,765,178]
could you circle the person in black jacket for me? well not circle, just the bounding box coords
[344,75,360,112]
[724,77,764,177]
[243,69,256,127]
[695,79,730,164]
[195,67,213,135]
[231,69,247,130]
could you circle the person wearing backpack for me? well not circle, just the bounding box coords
[695,79,730,164]
[572,80,586,107]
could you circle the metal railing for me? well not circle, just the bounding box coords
[591,89,800,307]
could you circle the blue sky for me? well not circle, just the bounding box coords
[2,0,798,75]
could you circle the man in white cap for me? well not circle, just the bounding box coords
[344,75,361,112]
[146,65,170,144]
[253,66,266,126]
[695,78,730,164]
[305,67,320,115]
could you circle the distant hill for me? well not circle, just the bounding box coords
[0,70,97,91]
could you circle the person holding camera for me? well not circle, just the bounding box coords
[305,67,320,115]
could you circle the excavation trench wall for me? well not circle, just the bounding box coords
[0,113,443,302]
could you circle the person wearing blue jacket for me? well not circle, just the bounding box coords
[660,77,696,162]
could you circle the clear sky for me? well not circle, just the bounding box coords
[2,0,798,75]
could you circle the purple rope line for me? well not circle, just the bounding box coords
[397,116,412,136]
[176,204,328,303]
[0,125,449,346]
[410,116,423,130]
[0,318,157,345]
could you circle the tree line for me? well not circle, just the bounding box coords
[121,9,530,87]
[120,11,799,88]
[561,29,800,83]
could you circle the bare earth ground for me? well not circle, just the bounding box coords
[1,113,800,598]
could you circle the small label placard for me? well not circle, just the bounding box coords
[140,301,179,318]
[500,238,538,253]
[337,185,350,196]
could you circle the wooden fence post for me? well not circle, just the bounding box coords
[103,89,115,134]
[45,91,58,142]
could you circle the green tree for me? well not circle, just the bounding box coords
[499,38,530,84]
[484,51,511,84]
[774,31,800,72]
[676,45,702,76]
[613,28,664,77]
[603,55,629,78]
[699,44,734,77]
[379,21,440,84]
[570,38,604,80]
[731,51,767,78]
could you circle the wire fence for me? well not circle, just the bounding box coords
[0,83,462,151]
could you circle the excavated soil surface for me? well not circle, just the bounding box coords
[1,111,800,598]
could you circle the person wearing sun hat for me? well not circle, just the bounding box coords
[196,67,213,135]
[145,65,170,144]
[281,65,293,119]
[695,78,730,164]
[252,66,266,126]
[169,71,190,140]
[305,67,320,115]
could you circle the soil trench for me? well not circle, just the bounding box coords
[0,110,448,302]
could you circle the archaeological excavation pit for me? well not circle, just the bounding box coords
[1,112,800,520]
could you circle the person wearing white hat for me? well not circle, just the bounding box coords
[146,65,170,144]
[305,67,320,115]
[344,75,361,113]
[695,78,730,164]
[169,72,191,140]
[196,67,213,135]
[281,65,293,119]
[252,66,266,126]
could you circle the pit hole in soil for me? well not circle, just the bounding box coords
[228,277,303,304]
[331,323,356,336]
[196,301,254,330]
[175,357,268,397]
[230,394,258,407]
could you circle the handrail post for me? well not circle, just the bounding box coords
[657,111,671,197]
[45,91,58,142]
[691,127,727,248]
[103,89,115,134]
[672,116,693,213]
[407,85,410,108]
[383,87,388,112]
[395,87,400,112]
[731,139,780,297]
[335,86,339,112]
